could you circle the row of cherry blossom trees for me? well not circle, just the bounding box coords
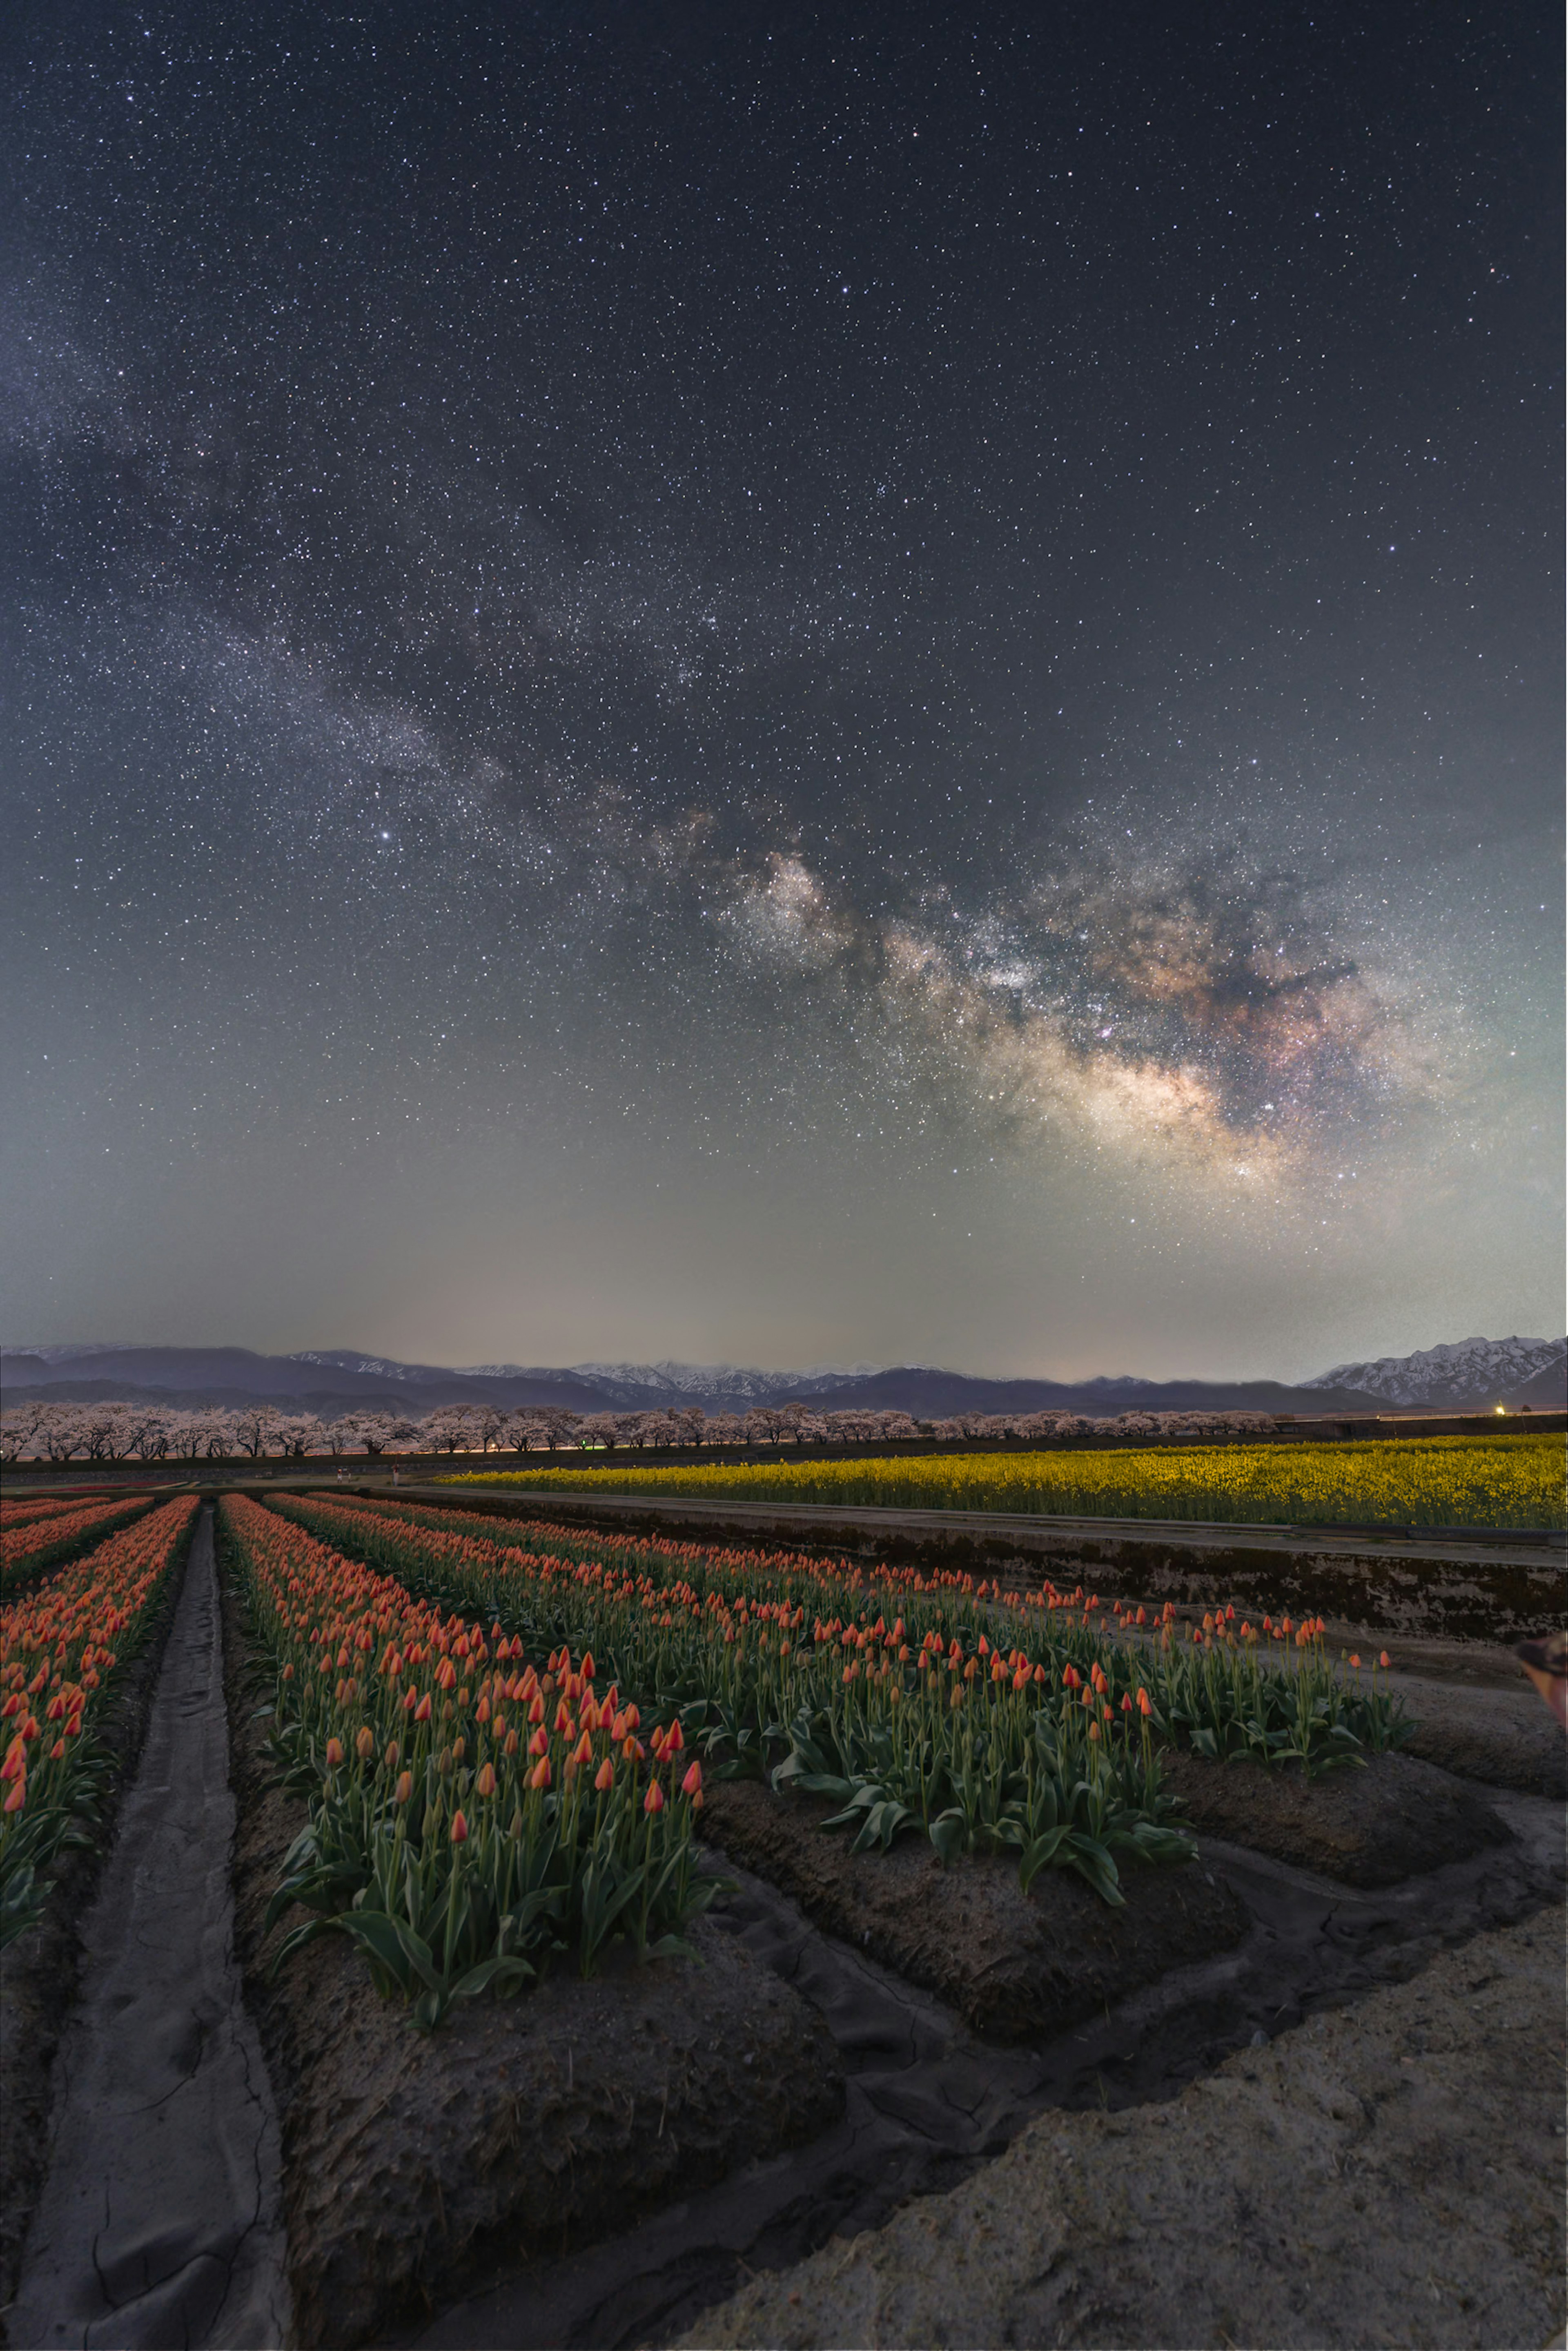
[0,1394,1283,1464]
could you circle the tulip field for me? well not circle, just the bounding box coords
[1,1492,117,1531]
[219,1492,722,2028]
[447,1431,1566,1529]
[231,1488,1410,1985]
[0,1494,199,1946]
[1,1491,159,1601]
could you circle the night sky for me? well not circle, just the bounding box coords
[2,1,1560,1379]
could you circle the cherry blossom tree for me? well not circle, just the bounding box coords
[420,1406,481,1455]
[0,1401,50,1462]
[231,1406,283,1459]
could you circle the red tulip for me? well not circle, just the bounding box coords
[450,1810,469,1843]
[644,1780,665,1814]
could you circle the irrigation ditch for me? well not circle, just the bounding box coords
[3,1490,1563,2351]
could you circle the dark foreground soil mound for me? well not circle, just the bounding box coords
[1399,1676,1568,1800]
[0,1526,193,2342]
[1157,1748,1511,1887]
[222,1588,844,2351]
[678,1909,1568,2351]
[698,1781,1247,2044]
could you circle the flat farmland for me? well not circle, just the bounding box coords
[442,1432,1566,1531]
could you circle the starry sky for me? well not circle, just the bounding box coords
[1,0,1561,1380]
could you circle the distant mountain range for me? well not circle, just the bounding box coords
[1301,1335,1566,1411]
[2,1336,1561,1418]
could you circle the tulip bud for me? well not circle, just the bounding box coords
[643,1780,665,1814]
[325,1737,345,1769]
[475,1762,497,1797]
[394,1771,413,1803]
[594,1757,615,1792]
[384,1739,401,1770]
[504,1729,520,1758]
[528,1756,551,1790]
[450,1810,469,1844]
[1379,1651,1391,1669]
[681,1760,703,1798]
[355,1726,375,1760]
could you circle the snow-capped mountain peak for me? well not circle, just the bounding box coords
[1302,1335,1566,1408]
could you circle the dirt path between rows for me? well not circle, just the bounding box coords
[7,1508,291,2350]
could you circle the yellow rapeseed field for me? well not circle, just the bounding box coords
[445,1433,1565,1530]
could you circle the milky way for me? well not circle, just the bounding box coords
[0,2,1559,1375]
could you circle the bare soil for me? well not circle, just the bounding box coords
[677,1907,1568,2351]
[219,1575,845,2351]
[697,1780,1248,2043]
[1399,1672,1568,1797]
[1156,1748,1512,1887]
[0,1519,194,2342]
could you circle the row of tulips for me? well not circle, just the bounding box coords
[2,1490,120,1530]
[274,1492,1412,1789]
[218,1493,720,2029]
[0,1495,200,1947]
[260,1494,1205,1901]
[0,1492,160,1602]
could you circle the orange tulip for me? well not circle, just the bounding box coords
[450,1810,469,1843]
[528,1756,551,1790]
[1379,1651,1391,1668]
[2,1777,24,1814]
[355,1726,375,1760]
[325,1737,345,1768]
[594,1757,615,1792]
[475,1762,497,1797]
[394,1771,413,1803]
[644,1779,666,1813]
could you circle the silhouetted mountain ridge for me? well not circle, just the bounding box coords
[5,1338,1558,1417]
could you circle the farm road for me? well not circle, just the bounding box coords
[9,1508,290,2349]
